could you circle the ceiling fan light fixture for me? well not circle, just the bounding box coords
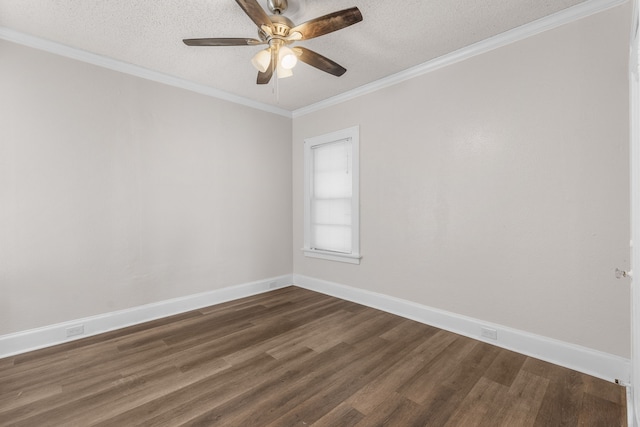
[251,48,271,73]
[183,1,363,85]
[276,62,293,79]
[278,45,297,70]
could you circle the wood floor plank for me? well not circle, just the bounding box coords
[312,402,365,427]
[188,313,420,426]
[264,326,431,426]
[402,342,503,426]
[582,373,628,404]
[93,352,286,426]
[483,347,528,387]
[353,392,425,426]
[264,308,366,359]
[533,367,587,427]
[184,337,391,426]
[444,376,510,427]
[0,383,62,413]
[493,369,550,426]
[347,327,454,415]
[577,392,627,427]
[0,286,627,427]
[6,364,181,426]
[397,334,479,405]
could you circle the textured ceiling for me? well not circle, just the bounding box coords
[0,0,591,111]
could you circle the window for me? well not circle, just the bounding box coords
[303,126,360,264]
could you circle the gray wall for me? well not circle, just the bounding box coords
[0,40,293,334]
[1,2,631,359]
[292,3,631,357]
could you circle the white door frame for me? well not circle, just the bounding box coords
[631,0,639,425]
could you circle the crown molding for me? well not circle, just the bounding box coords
[0,0,626,119]
[292,0,628,118]
[0,26,292,119]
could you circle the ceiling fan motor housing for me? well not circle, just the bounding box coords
[270,15,294,36]
[258,14,294,41]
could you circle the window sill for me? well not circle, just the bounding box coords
[302,248,361,264]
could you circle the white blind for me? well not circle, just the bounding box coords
[310,139,353,254]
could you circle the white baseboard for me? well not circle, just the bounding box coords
[0,274,293,359]
[3,272,630,385]
[293,274,631,384]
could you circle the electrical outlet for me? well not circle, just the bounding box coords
[66,324,85,338]
[480,327,498,340]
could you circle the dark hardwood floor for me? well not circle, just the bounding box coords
[0,286,626,426]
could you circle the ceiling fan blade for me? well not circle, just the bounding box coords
[257,67,273,85]
[235,0,273,31]
[289,7,362,40]
[183,38,264,46]
[294,47,347,77]
[257,51,274,84]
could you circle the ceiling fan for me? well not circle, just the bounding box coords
[183,0,363,84]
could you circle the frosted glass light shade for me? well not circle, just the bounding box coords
[278,46,297,70]
[277,62,293,78]
[251,49,271,73]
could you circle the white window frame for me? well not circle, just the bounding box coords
[303,126,361,264]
